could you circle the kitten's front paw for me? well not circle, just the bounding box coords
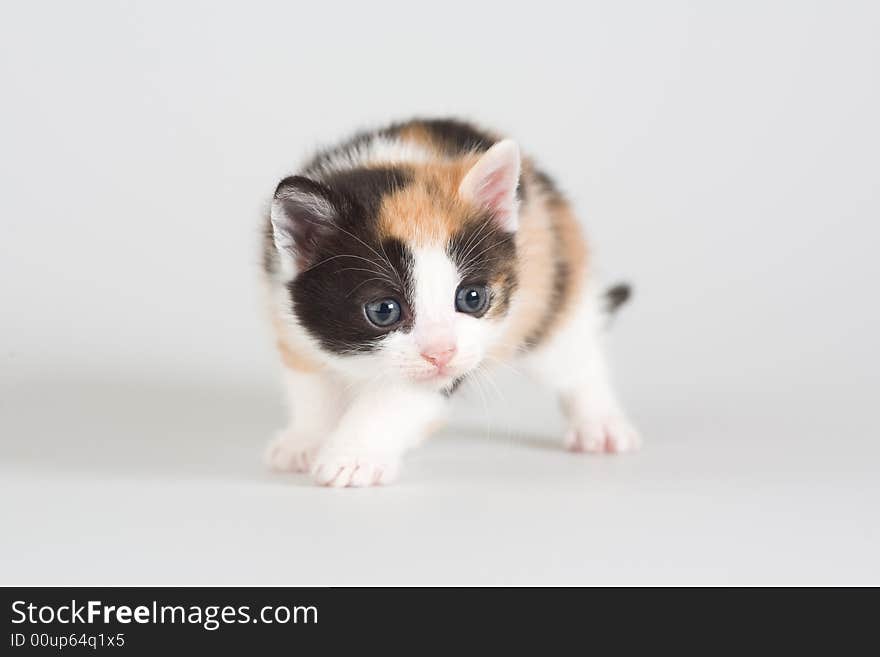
[265,432,320,473]
[564,413,641,454]
[310,447,400,488]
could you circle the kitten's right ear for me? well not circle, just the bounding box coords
[270,176,339,272]
[459,139,521,232]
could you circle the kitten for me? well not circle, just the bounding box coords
[262,118,640,487]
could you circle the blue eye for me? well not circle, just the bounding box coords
[455,285,489,315]
[365,298,402,327]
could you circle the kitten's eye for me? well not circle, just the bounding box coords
[364,298,402,327]
[455,285,489,315]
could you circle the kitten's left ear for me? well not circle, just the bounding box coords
[458,139,521,232]
[270,175,340,274]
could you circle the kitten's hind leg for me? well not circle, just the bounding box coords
[524,286,641,454]
[266,369,345,473]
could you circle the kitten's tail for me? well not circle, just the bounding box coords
[603,283,632,318]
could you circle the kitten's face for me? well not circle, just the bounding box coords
[291,219,516,390]
[271,141,521,391]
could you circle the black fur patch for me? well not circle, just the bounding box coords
[270,166,417,355]
[321,166,412,218]
[523,259,569,349]
[447,216,518,319]
[407,118,496,155]
[291,235,415,354]
[604,283,632,314]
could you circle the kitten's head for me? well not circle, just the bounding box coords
[270,140,521,391]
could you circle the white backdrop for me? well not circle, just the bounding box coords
[2,1,879,584]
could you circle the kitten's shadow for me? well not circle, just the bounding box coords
[0,378,559,484]
[433,426,562,452]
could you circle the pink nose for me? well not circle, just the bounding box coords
[420,345,457,369]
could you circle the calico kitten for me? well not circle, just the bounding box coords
[262,118,640,487]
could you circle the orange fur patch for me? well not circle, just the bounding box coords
[395,123,444,154]
[270,313,323,373]
[376,160,479,247]
[489,166,590,359]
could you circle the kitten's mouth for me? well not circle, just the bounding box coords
[411,367,457,385]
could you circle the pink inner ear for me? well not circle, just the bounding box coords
[460,140,521,232]
[480,167,514,215]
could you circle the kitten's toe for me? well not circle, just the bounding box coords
[310,450,400,488]
[565,414,641,454]
[265,432,319,473]
[564,421,605,452]
[604,415,642,453]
